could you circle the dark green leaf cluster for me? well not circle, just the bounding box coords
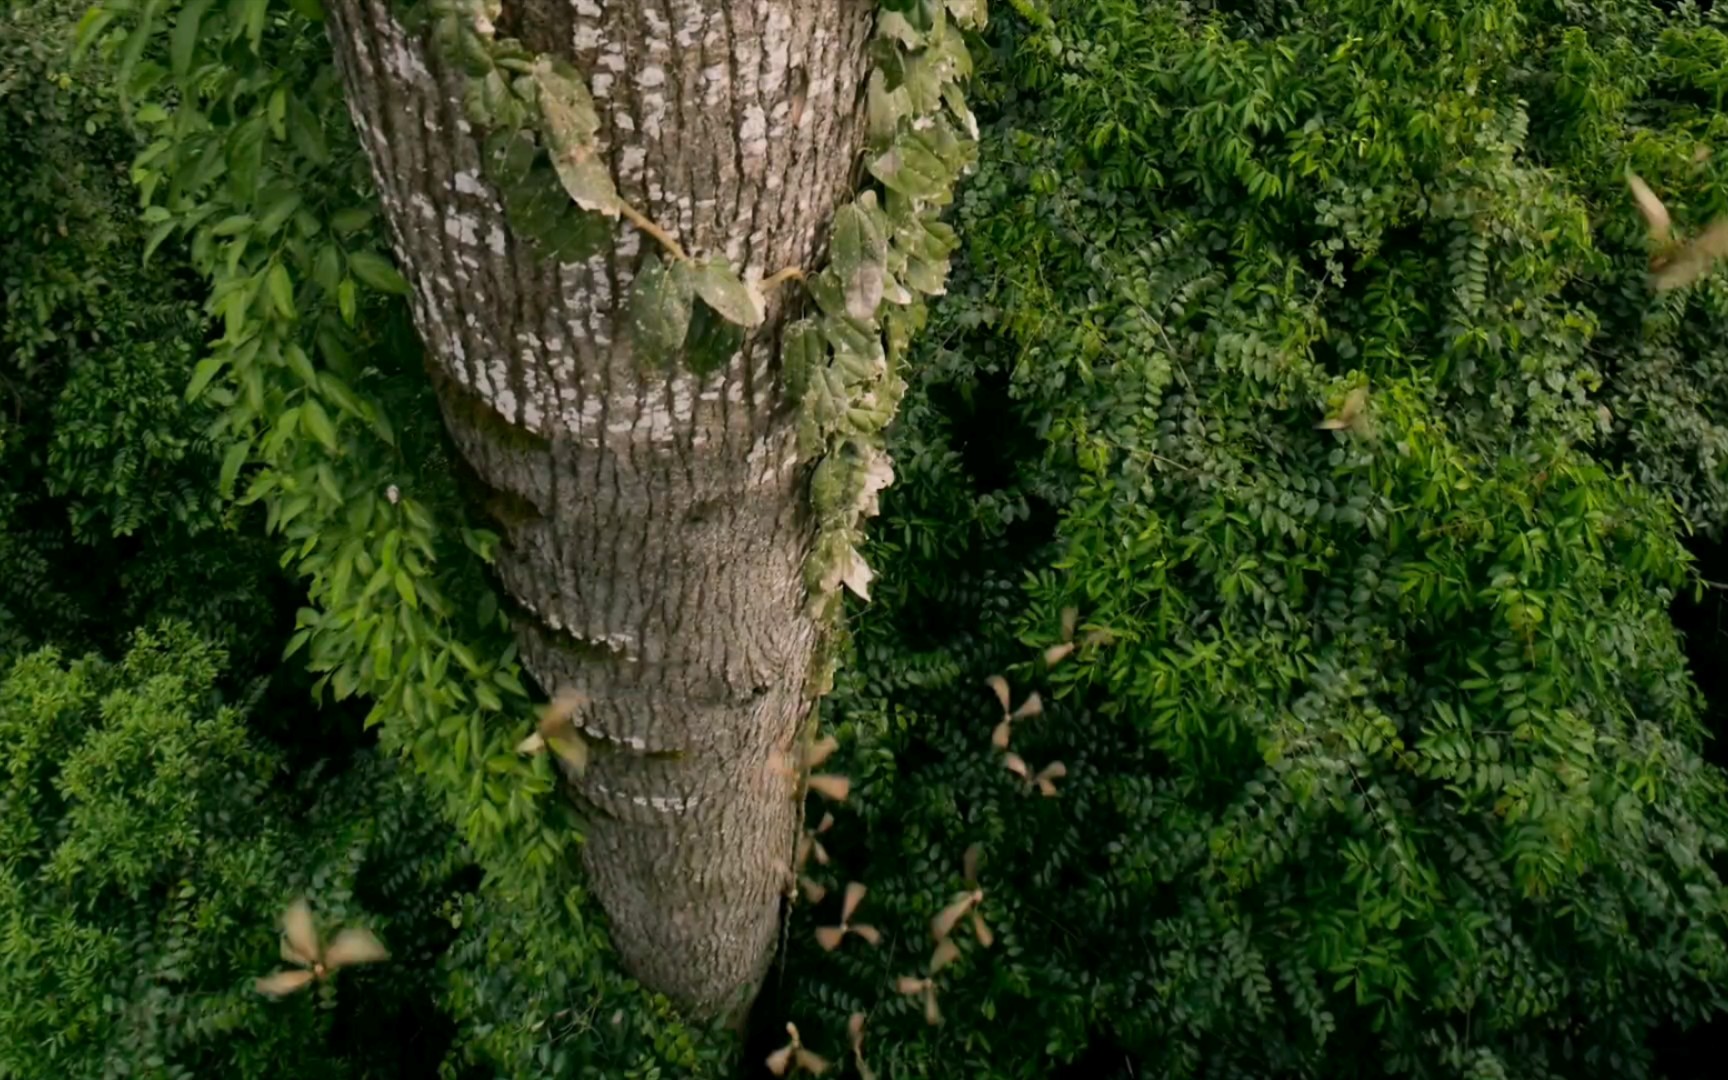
[785,1,1728,1077]
[0,622,463,1079]
[1,0,283,664]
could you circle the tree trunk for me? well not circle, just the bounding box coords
[324,0,874,1016]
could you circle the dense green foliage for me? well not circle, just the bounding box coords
[10,0,1728,1077]
[1,0,283,662]
[2,4,469,1075]
[0,623,460,1078]
[784,1,1728,1077]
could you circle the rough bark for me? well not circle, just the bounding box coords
[324,0,874,1015]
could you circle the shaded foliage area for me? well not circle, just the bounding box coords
[0,0,285,665]
[782,1,1728,1077]
[2,4,471,1075]
[0,624,462,1079]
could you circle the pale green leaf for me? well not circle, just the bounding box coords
[301,398,339,452]
[831,198,889,320]
[628,253,695,366]
[186,354,226,402]
[533,59,619,216]
[218,439,252,498]
[266,262,296,318]
[692,260,766,328]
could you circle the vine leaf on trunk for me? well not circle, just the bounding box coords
[532,57,618,217]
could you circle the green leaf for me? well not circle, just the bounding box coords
[867,69,912,147]
[211,214,254,237]
[330,208,372,235]
[394,569,419,610]
[285,342,318,387]
[348,251,410,295]
[692,260,766,328]
[628,254,695,366]
[831,198,889,321]
[266,262,296,319]
[684,300,746,377]
[286,97,330,166]
[870,135,951,202]
[533,59,619,216]
[780,318,827,402]
[186,354,226,402]
[143,220,176,265]
[218,439,252,498]
[301,398,339,452]
[257,190,303,236]
[338,278,357,325]
[241,0,268,50]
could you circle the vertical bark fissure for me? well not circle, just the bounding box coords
[325,0,875,1014]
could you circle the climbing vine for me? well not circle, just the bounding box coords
[75,0,982,1068]
[409,0,985,685]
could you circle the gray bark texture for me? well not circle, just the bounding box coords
[323,0,874,1016]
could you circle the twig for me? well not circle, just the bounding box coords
[617,200,688,262]
[762,265,806,293]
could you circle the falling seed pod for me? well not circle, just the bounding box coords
[895,974,942,1025]
[930,937,961,974]
[806,774,851,803]
[931,891,980,942]
[1625,172,1728,290]
[765,1021,829,1076]
[985,674,1011,712]
[255,898,389,997]
[283,898,318,966]
[806,734,839,769]
[517,687,592,774]
[991,685,1042,750]
[540,687,589,725]
[848,1012,877,1080]
[1003,753,1029,781]
[1316,385,1369,433]
[1034,761,1068,797]
[799,877,828,904]
[1628,173,1674,249]
[766,1022,800,1076]
[1045,607,1081,666]
[1654,218,1728,290]
[817,882,879,951]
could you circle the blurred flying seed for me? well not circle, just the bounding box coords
[1316,385,1369,433]
[255,898,387,997]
